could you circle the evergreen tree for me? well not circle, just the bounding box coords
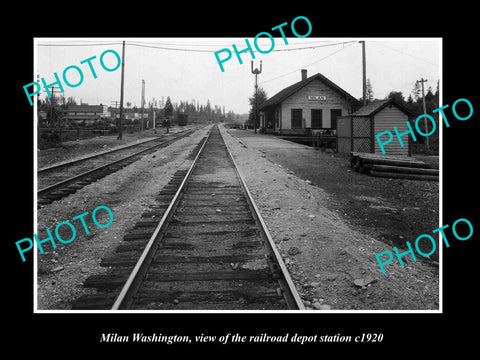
[205,100,212,119]
[164,96,173,118]
[248,86,268,126]
[66,96,77,107]
[407,94,414,106]
[365,78,374,103]
[386,91,406,106]
[413,81,422,101]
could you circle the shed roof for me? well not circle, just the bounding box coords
[351,98,415,117]
[259,72,361,110]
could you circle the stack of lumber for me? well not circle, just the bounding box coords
[350,152,439,181]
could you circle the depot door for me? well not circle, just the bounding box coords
[291,109,302,129]
[311,109,322,129]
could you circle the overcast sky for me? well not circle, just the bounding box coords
[35,37,440,114]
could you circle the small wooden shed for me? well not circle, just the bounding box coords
[336,98,415,156]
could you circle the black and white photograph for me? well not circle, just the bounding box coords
[32,36,442,312]
[6,7,478,353]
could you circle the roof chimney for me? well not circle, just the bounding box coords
[301,69,307,80]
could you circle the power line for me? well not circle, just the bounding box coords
[126,42,213,53]
[127,40,356,53]
[271,41,356,52]
[37,40,357,54]
[260,42,356,84]
[36,40,436,67]
[125,39,354,47]
[370,41,438,67]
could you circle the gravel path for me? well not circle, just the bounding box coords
[220,126,439,310]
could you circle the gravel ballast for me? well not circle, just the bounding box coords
[36,126,211,310]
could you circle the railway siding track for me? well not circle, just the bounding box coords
[37,129,196,207]
[72,125,303,311]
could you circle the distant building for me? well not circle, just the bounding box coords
[109,108,149,122]
[65,104,109,125]
[259,70,361,134]
[124,110,143,121]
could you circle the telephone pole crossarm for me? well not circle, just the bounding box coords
[416,77,429,151]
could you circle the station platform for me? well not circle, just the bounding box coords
[225,129,309,151]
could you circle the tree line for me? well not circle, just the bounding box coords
[38,94,247,124]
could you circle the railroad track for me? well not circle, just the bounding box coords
[72,125,304,310]
[37,128,196,207]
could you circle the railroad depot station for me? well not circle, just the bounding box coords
[259,69,415,156]
[259,69,359,135]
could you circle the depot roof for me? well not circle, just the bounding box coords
[259,72,361,110]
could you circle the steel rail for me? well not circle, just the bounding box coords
[110,127,213,310]
[220,127,305,310]
[37,130,194,196]
[38,134,179,174]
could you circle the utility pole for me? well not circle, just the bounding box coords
[359,41,367,106]
[111,100,119,129]
[118,41,126,140]
[47,86,62,137]
[251,60,262,134]
[140,79,145,131]
[416,77,429,151]
[48,86,58,123]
